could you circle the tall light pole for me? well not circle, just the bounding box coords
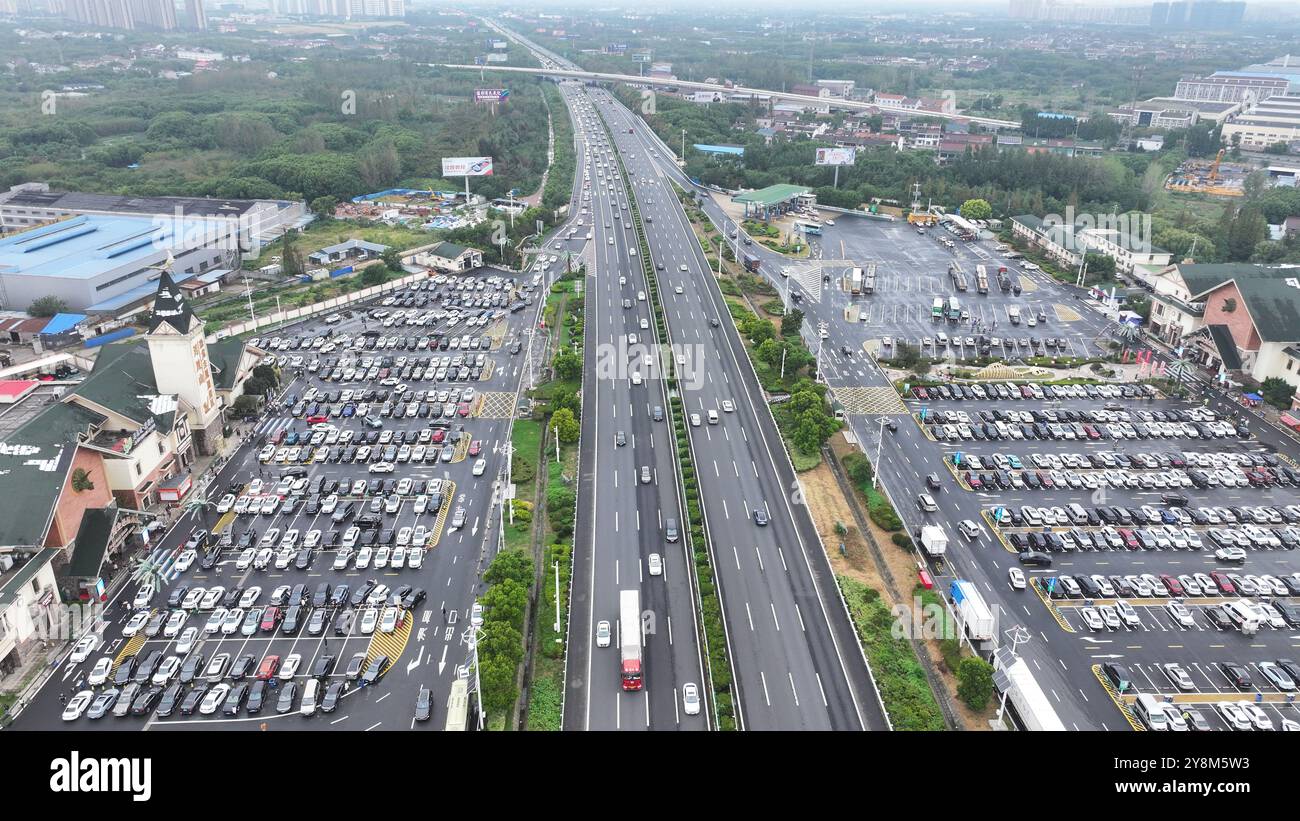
[872,415,887,489]
[242,272,258,326]
[815,320,828,382]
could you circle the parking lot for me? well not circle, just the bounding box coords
[894,376,1300,730]
[792,216,1114,362]
[48,268,547,730]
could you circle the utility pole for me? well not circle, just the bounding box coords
[680,129,685,161]
[553,561,562,637]
[872,415,887,489]
[815,320,828,383]
[242,273,258,326]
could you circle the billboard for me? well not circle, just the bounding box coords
[815,147,857,166]
[442,156,494,177]
[475,88,510,103]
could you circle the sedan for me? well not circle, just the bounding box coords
[1165,601,1195,628]
[87,656,114,686]
[69,633,100,663]
[199,684,231,716]
[62,690,94,721]
[1162,662,1195,692]
[682,682,701,716]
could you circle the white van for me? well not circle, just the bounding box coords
[707,409,719,425]
[1067,503,1089,525]
[299,678,320,716]
[1225,599,1262,633]
[1134,694,1169,731]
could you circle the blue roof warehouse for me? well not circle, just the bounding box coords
[0,214,237,312]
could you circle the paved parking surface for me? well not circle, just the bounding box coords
[21,269,551,731]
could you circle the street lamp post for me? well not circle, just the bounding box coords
[815,320,828,382]
[872,415,887,489]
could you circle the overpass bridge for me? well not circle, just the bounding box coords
[433,63,1021,130]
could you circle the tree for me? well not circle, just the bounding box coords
[956,656,995,711]
[754,338,782,368]
[381,247,404,273]
[309,196,337,216]
[252,364,279,386]
[842,452,874,489]
[361,265,390,287]
[1261,377,1297,410]
[484,549,533,587]
[231,394,260,418]
[1083,251,1116,279]
[746,319,776,345]
[1127,295,1152,321]
[28,295,67,318]
[551,407,580,444]
[959,198,992,221]
[553,350,582,381]
[781,307,805,338]
[481,578,529,632]
[550,387,581,420]
[244,376,273,397]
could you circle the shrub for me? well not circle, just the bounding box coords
[957,656,995,711]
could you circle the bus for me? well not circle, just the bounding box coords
[444,678,471,731]
[794,221,822,236]
[931,297,945,320]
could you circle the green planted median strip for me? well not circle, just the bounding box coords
[607,118,736,729]
[838,576,946,731]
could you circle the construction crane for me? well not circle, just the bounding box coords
[1208,148,1226,182]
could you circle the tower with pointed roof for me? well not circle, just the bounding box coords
[144,270,223,454]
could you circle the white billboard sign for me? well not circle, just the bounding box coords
[815,147,857,166]
[442,156,495,177]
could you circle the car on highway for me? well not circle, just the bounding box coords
[682,682,701,716]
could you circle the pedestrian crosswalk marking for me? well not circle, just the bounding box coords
[831,386,908,415]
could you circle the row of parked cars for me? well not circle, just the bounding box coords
[63,651,389,721]
[926,407,1244,443]
[1102,662,1300,731]
[1049,566,1300,604]
[307,349,492,385]
[958,451,1295,492]
[911,381,1155,403]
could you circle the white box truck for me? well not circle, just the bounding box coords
[950,579,994,641]
[920,525,948,557]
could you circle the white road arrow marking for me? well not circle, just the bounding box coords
[438,645,448,675]
[406,645,424,674]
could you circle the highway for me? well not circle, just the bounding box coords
[498,21,887,730]
[556,84,710,731]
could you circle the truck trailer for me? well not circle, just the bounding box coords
[619,589,643,691]
[950,579,995,641]
[920,525,948,557]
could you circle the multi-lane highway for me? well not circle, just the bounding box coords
[495,22,888,730]
[558,84,709,731]
[589,94,887,730]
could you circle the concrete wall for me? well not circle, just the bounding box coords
[208,269,432,343]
